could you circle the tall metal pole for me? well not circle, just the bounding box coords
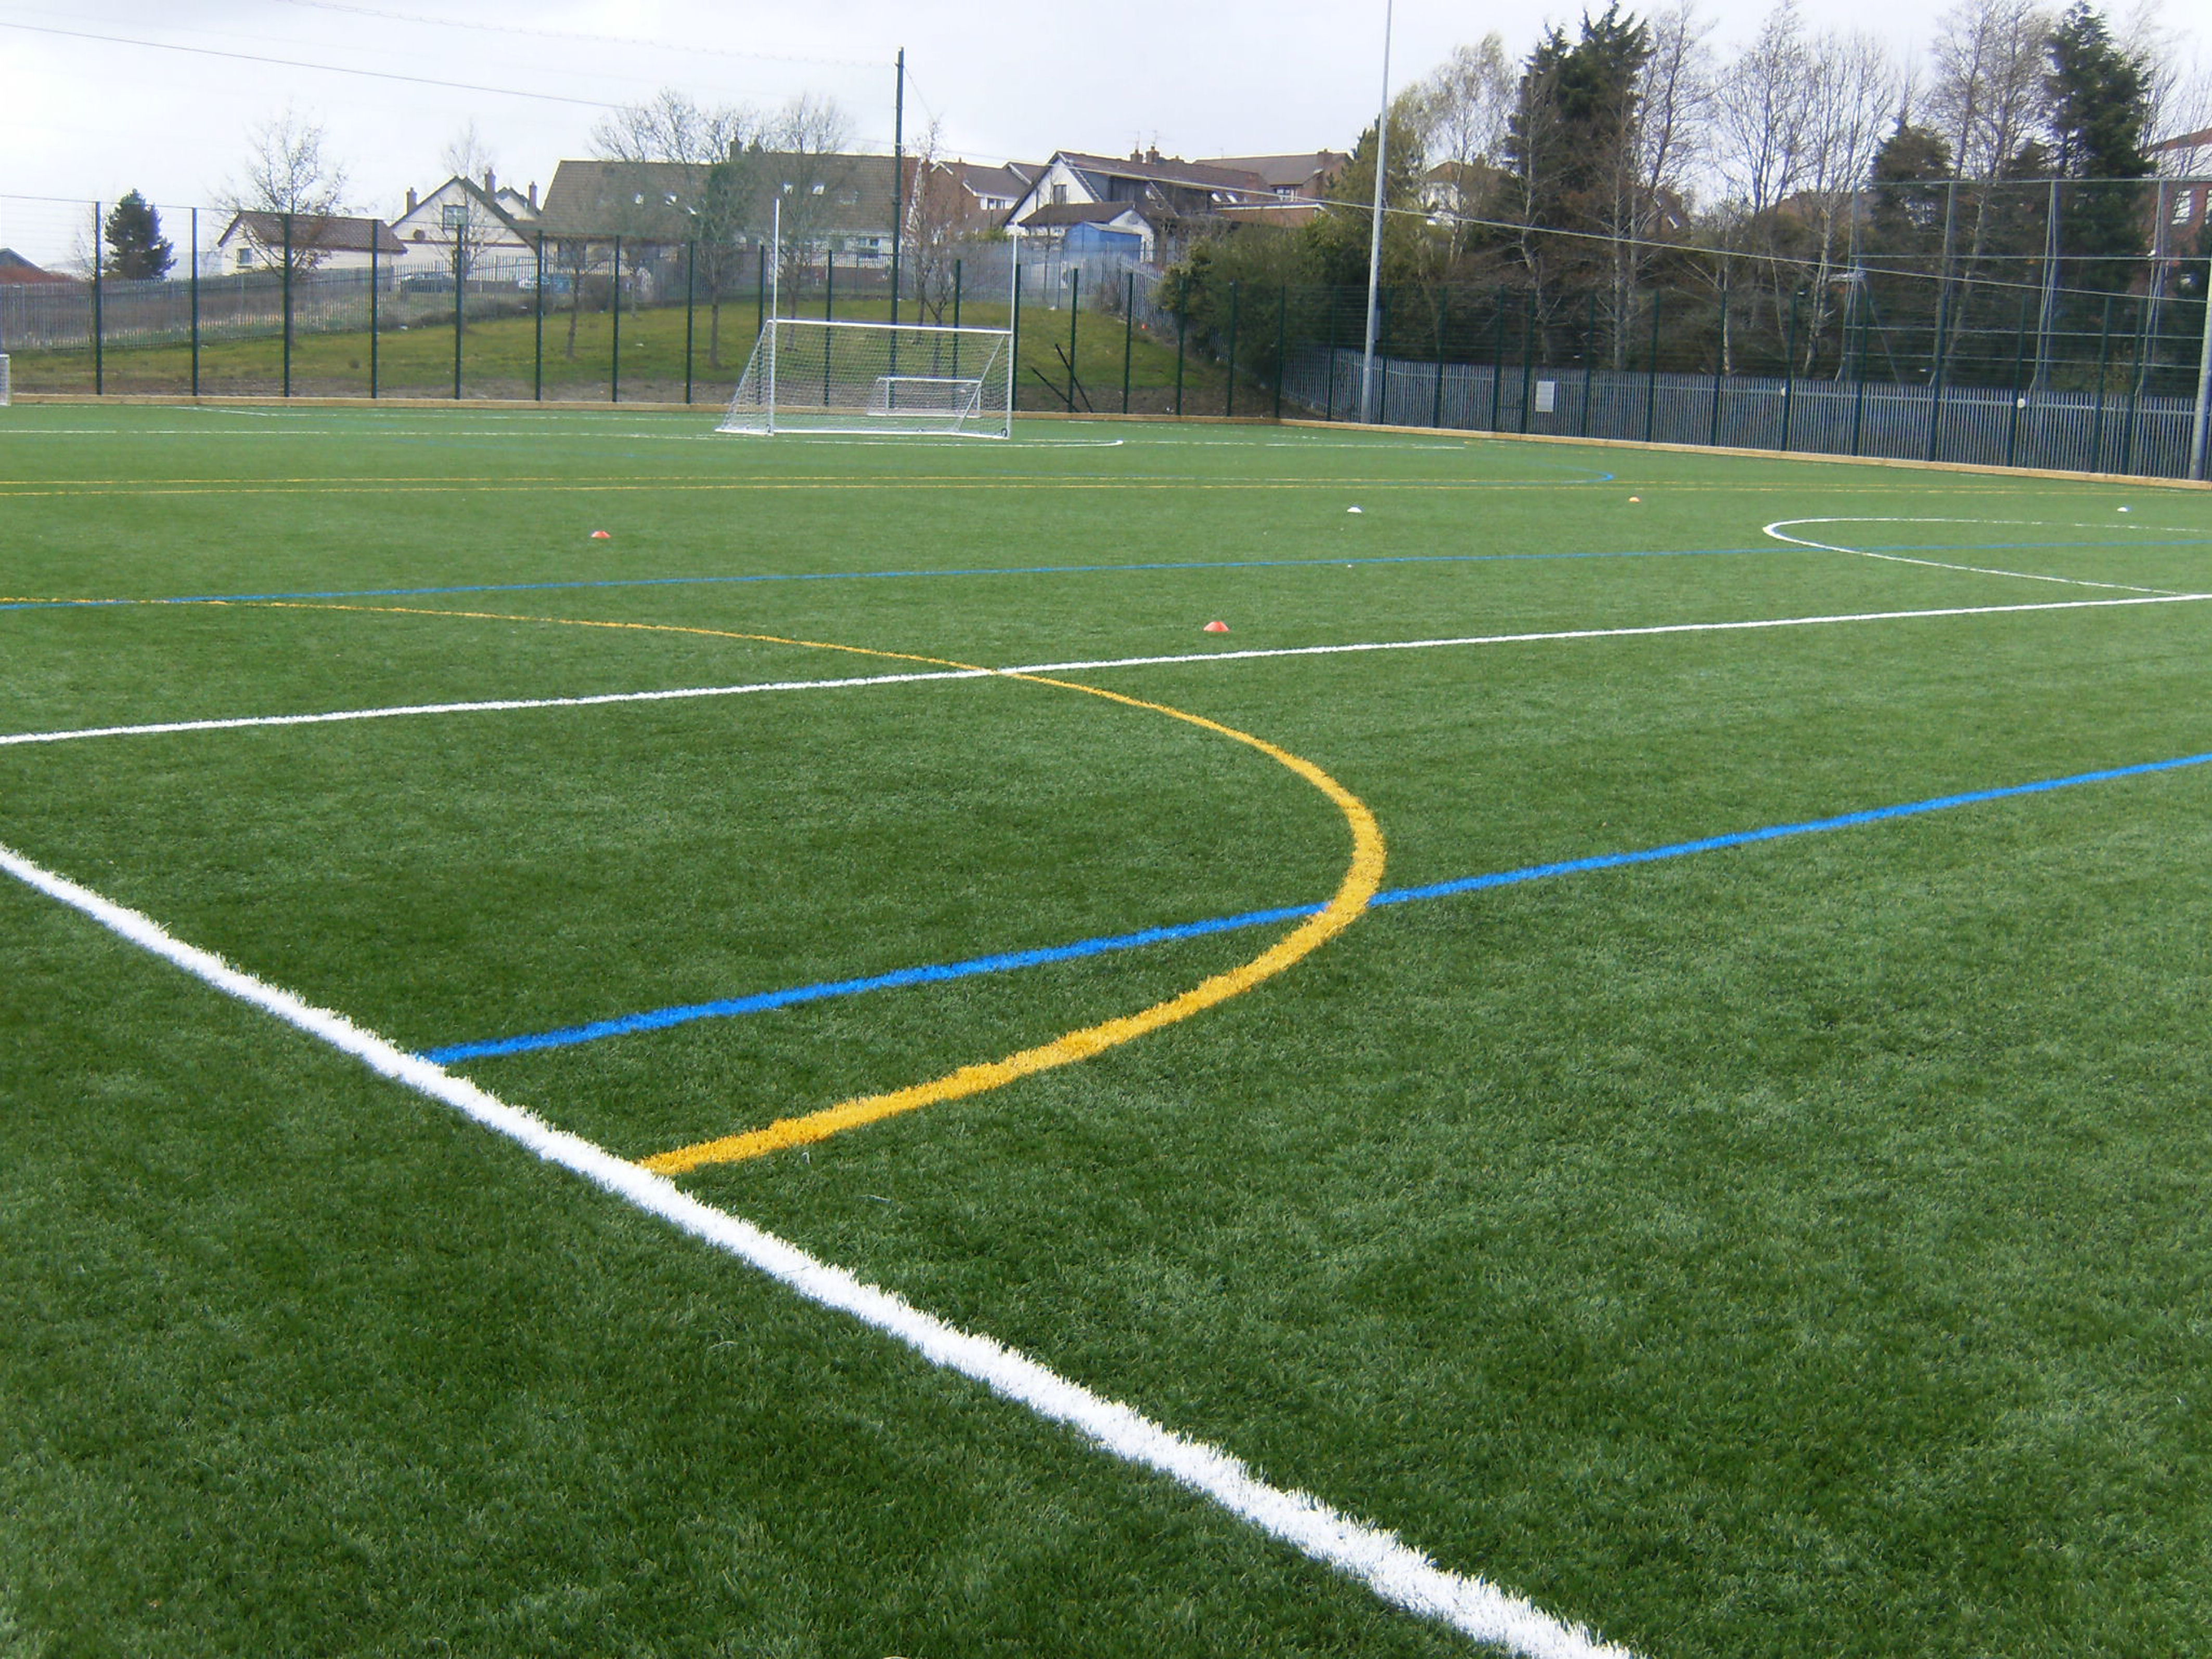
[2190,245,2212,480]
[890,47,905,332]
[92,202,104,396]
[1357,0,1394,425]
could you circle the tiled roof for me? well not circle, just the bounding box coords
[221,212,407,254]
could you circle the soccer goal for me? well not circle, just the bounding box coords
[719,318,1013,439]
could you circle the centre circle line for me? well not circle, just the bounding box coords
[232,599,1388,1171]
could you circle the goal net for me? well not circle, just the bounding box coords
[719,318,1012,438]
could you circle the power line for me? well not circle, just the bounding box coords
[267,0,883,70]
[0,19,626,109]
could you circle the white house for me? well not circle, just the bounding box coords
[1006,150,1276,243]
[390,171,539,278]
[210,211,407,274]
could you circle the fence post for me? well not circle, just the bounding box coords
[2192,242,2212,480]
[2121,291,2149,475]
[1069,267,1081,408]
[533,235,544,402]
[1709,282,1727,446]
[1579,292,1597,435]
[2089,292,2114,473]
[1175,308,1185,418]
[1123,271,1134,414]
[1225,280,1239,418]
[1849,291,1869,457]
[610,235,622,403]
[190,207,201,398]
[1489,292,1507,431]
[1924,275,1952,464]
[1779,286,1801,453]
[92,203,104,396]
[1273,285,1288,421]
[685,239,697,404]
[1432,293,1446,429]
[453,225,465,400]
[1518,293,1536,433]
[281,211,293,398]
[1644,289,1661,443]
[756,242,767,339]
[825,250,834,322]
[2004,289,2030,468]
[952,258,963,329]
[1323,294,1338,420]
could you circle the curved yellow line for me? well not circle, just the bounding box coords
[235,599,1387,1172]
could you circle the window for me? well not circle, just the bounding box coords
[441,203,469,229]
[811,182,825,196]
[2174,187,2198,225]
[411,229,428,242]
[1051,183,1068,205]
[236,247,255,267]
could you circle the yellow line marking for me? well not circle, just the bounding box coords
[642,682,1385,1175]
[221,599,1388,1171]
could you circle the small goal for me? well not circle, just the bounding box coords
[719,318,1013,439]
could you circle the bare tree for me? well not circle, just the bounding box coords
[1406,36,1516,267]
[595,87,755,169]
[437,122,507,304]
[764,94,858,284]
[1926,0,2053,181]
[224,107,350,276]
[1618,2,1717,360]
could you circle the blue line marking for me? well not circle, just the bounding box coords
[420,747,2212,1065]
[5,537,2206,614]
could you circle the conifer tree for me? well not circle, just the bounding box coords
[102,190,175,280]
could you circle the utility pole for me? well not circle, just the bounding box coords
[1358,0,1394,425]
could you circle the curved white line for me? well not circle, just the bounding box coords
[0,837,1635,1659]
[1763,517,2180,595]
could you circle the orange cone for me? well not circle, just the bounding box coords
[590,530,612,539]
[1203,620,1230,633]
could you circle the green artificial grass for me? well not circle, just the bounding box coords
[3,404,2210,1658]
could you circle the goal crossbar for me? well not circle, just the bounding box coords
[719,317,1013,439]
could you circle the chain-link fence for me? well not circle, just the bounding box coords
[5,183,2208,479]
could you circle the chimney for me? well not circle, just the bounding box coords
[484,168,496,195]
[528,181,538,210]
[405,186,417,212]
[1146,146,1162,165]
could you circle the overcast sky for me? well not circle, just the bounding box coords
[0,0,2199,262]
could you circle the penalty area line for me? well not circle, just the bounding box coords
[0,838,1634,1659]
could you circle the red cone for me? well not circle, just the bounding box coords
[590,530,612,539]
[1203,620,1230,633]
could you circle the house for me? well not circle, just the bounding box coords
[535,153,903,272]
[1006,149,1277,242]
[211,211,406,274]
[931,160,1043,231]
[2151,128,2212,245]
[1197,151,1346,200]
[390,170,538,277]
[1014,200,1162,262]
[0,249,76,286]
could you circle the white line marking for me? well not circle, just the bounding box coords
[0,670,989,747]
[0,837,1633,1659]
[7,593,2205,748]
[1763,517,2182,594]
[1004,592,2212,675]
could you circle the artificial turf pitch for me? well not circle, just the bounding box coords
[3,403,2210,1658]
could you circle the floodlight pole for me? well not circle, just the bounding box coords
[2192,245,2212,481]
[1358,0,1394,426]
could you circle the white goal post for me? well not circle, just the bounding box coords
[719,318,1012,439]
